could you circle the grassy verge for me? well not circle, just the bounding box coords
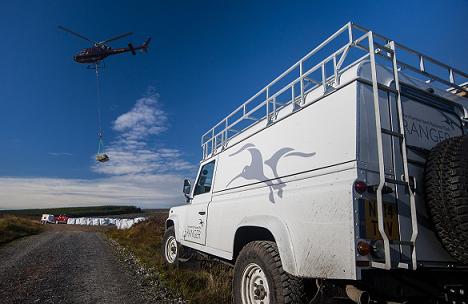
[0,216,43,245]
[106,213,233,303]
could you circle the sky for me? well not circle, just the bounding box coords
[0,0,467,209]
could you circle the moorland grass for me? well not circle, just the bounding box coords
[0,216,43,245]
[106,213,233,304]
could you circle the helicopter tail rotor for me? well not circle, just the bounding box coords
[142,38,151,53]
[128,43,136,55]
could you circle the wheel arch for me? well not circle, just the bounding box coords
[233,215,297,275]
[166,219,174,229]
[166,213,181,242]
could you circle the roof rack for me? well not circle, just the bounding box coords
[201,22,468,160]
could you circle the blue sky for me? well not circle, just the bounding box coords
[0,0,467,209]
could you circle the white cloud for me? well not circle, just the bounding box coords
[0,89,196,210]
[0,175,184,210]
[93,91,195,176]
[48,152,73,157]
[93,148,194,176]
[113,93,168,141]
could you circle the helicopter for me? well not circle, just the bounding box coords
[58,26,151,163]
[58,26,151,65]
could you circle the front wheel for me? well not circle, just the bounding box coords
[233,241,307,304]
[162,226,179,266]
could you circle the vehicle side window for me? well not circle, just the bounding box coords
[194,161,215,196]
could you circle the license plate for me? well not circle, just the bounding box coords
[364,200,400,240]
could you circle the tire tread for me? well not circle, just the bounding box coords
[233,240,307,303]
[425,135,468,264]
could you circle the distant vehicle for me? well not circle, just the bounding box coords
[40,214,55,224]
[54,214,69,224]
[163,22,468,303]
[58,25,151,65]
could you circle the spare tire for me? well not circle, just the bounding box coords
[425,135,468,264]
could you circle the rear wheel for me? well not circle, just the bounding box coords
[233,241,307,304]
[162,226,179,266]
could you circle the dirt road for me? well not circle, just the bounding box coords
[0,225,183,304]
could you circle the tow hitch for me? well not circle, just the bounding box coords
[444,284,467,304]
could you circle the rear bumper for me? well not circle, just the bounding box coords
[357,268,468,302]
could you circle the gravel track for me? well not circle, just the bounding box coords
[0,227,183,304]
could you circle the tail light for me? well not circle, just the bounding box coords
[357,241,371,256]
[354,180,367,194]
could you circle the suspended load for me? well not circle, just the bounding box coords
[96,131,109,162]
[96,154,109,162]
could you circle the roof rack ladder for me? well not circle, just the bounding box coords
[389,40,418,270]
[367,32,391,270]
[368,33,418,270]
[200,22,467,161]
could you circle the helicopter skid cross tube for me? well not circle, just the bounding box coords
[87,61,105,69]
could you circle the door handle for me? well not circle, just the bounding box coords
[198,211,206,215]
[401,174,417,192]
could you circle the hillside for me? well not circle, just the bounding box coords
[0,205,143,218]
[0,216,43,245]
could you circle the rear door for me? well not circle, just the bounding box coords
[183,159,217,245]
[358,82,466,264]
[402,87,464,154]
[397,85,464,262]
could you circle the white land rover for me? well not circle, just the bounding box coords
[163,23,468,303]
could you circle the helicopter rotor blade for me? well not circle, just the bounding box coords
[58,25,95,43]
[98,32,133,45]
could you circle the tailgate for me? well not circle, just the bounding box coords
[402,87,464,160]
[400,85,464,264]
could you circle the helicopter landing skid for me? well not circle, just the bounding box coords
[87,62,106,70]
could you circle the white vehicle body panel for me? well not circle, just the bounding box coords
[205,83,358,278]
[169,82,360,279]
[167,53,467,280]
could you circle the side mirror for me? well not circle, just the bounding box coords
[183,179,192,201]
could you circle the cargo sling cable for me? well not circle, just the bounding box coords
[58,26,151,163]
[95,63,109,163]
